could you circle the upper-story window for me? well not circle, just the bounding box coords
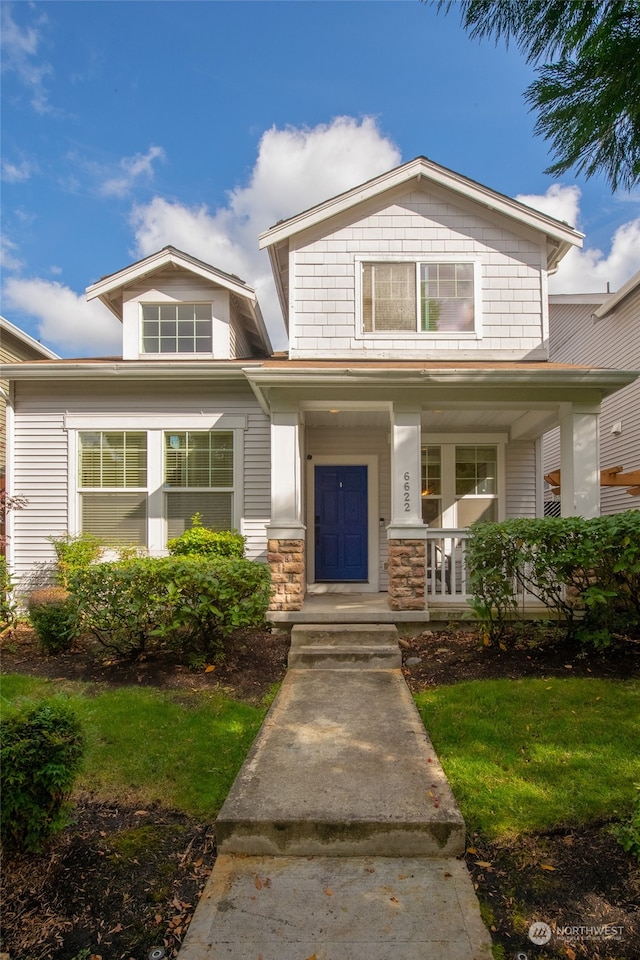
[141,303,212,354]
[362,261,475,334]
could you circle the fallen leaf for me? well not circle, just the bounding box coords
[324,887,333,896]
[390,896,399,903]
[254,875,263,890]
[205,664,216,673]
[566,948,577,960]
[154,914,163,924]
[134,810,148,816]
[540,863,555,871]
[444,872,452,877]
[428,790,434,798]
[107,923,123,935]
[305,954,318,960]
[475,861,492,868]
[466,846,477,854]
[397,873,409,879]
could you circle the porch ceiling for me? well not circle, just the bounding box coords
[304,406,547,436]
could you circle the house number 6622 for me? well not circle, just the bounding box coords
[403,471,411,511]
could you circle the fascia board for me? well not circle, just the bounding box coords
[259,158,583,253]
[1,361,261,381]
[86,250,256,304]
[243,366,639,393]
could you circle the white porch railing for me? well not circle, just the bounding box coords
[425,529,471,600]
[425,529,548,606]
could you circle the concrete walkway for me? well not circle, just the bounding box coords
[178,625,492,959]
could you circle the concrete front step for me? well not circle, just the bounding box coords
[216,668,465,859]
[289,643,402,669]
[288,623,402,669]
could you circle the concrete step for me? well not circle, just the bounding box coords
[288,643,401,669]
[216,669,465,858]
[290,623,400,647]
[288,623,402,668]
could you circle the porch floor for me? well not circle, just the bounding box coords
[268,592,473,626]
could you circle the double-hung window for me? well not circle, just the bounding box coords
[78,432,148,545]
[164,431,234,537]
[421,444,498,527]
[362,261,475,334]
[141,303,212,354]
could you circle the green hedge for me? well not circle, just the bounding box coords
[1,698,85,853]
[167,514,245,559]
[466,512,640,645]
[69,555,271,658]
[28,587,79,653]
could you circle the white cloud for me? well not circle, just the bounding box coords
[130,117,401,344]
[3,278,122,356]
[516,184,640,293]
[1,158,36,183]
[0,237,24,271]
[100,146,166,198]
[0,5,54,114]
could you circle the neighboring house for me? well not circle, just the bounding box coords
[2,158,638,618]
[544,271,640,514]
[1,316,59,554]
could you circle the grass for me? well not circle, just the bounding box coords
[414,677,640,841]
[0,673,268,818]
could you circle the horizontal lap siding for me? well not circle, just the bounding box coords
[505,441,538,518]
[547,292,640,516]
[9,380,271,580]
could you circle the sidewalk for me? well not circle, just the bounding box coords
[178,625,493,959]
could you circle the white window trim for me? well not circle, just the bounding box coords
[67,424,245,553]
[139,301,216,359]
[355,255,482,340]
[421,435,506,528]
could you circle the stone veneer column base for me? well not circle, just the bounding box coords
[387,539,426,611]
[268,539,305,612]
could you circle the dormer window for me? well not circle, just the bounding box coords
[141,303,213,354]
[362,261,476,335]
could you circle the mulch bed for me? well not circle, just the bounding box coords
[1,623,639,960]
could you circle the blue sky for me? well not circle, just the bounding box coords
[2,0,639,356]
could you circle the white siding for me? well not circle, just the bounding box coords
[9,379,270,583]
[505,441,538,518]
[545,288,640,515]
[289,185,546,361]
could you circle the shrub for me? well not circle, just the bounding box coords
[611,785,640,863]
[69,555,271,658]
[0,698,85,853]
[27,587,79,653]
[1,557,18,634]
[466,512,640,645]
[167,514,245,559]
[48,533,103,588]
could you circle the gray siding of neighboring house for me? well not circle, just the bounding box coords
[545,288,640,515]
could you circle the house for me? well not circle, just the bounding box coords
[1,316,59,554]
[544,271,640,514]
[2,158,638,619]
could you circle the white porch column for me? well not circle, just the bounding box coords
[266,408,306,612]
[560,403,601,518]
[387,407,427,611]
[388,407,426,534]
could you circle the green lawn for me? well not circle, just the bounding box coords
[414,677,640,840]
[0,673,268,818]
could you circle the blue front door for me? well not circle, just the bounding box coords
[315,465,368,581]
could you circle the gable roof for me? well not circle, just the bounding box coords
[259,157,584,324]
[0,315,59,361]
[85,245,271,355]
[593,269,640,319]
